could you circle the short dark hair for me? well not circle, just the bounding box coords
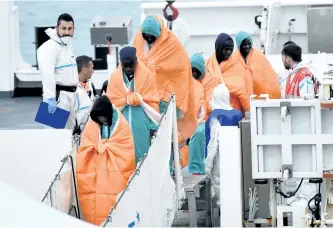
[283,41,295,47]
[57,13,74,26]
[76,55,92,73]
[282,43,302,62]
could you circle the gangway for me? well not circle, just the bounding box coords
[0,94,214,227]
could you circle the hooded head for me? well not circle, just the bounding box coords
[141,16,161,44]
[190,53,206,80]
[215,33,234,64]
[120,46,137,76]
[235,31,253,57]
[210,84,233,111]
[90,95,113,126]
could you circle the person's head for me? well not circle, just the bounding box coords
[141,16,161,44]
[281,43,302,70]
[215,33,234,64]
[210,84,233,111]
[76,55,94,82]
[56,13,74,38]
[190,53,206,80]
[90,95,113,126]
[235,31,253,57]
[119,46,137,76]
[283,41,295,47]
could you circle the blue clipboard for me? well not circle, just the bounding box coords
[35,101,70,129]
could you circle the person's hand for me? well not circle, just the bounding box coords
[127,92,141,106]
[180,145,189,168]
[177,131,184,143]
[97,139,108,154]
[97,143,107,153]
[48,98,57,114]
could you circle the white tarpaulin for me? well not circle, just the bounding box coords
[0,129,72,200]
[265,2,282,55]
[0,181,96,227]
[42,156,76,215]
[0,129,77,215]
[103,99,178,227]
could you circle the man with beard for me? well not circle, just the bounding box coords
[278,41,296,98]
[279,44,318,210]
[37,13,78,131]
[282,43,315,99]
[74,55,97,134]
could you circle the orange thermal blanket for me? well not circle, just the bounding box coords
[133,16,197,141]
[193,79,205,118]
[76,111,136,225]
[235,48,281,99]
[206,54,250,112]
[106,60,160,112]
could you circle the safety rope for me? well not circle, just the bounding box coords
[163,0,179,30]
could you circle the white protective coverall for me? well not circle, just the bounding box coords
[76,80,97,132]
[278,69,290,99]
[283,61,317,207]
[205,84,234,205]
[37,28,78,130]
[276,61,317,208]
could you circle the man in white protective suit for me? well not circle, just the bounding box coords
[204,84,243,205]
[280,42,318,209]
[37,13,78,131]
[73,55,97,134]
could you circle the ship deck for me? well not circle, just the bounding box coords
[0,97,43,130]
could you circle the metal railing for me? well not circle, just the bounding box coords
[41,135,81,219]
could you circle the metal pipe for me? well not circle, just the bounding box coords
[69,155,81,219]
[312,219,333,225]
[260,7,268,52]
[171,93,183,208]
[269,180,277,227]
[288,18,296,41]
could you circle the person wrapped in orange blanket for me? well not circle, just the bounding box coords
[133,15,197,146]
[106,46,161,164]
[180,53,219,175]
[76,95,136,225]
[206,33,250,112]
[234,31,281,99]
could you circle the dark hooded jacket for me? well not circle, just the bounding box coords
[90,95,113,126]
[215,33,233,64]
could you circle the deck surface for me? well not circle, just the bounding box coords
[0,97,44,130]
